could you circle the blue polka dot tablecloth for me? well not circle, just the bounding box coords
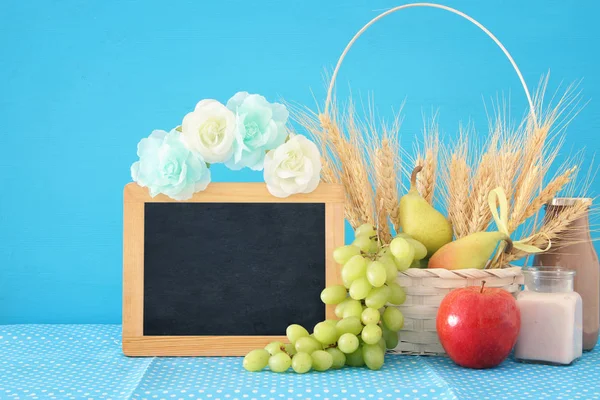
[1,325,599,400]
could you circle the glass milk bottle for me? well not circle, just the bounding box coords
[534,198,599,351]
[514,267,582,365]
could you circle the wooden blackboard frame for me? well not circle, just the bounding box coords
[123,182,345,356]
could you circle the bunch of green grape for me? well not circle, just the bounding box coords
[243,223,427,373]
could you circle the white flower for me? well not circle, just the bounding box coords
[264,135,321,198]
[181,99,236,163]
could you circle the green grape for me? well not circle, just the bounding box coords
[390,237,414,259]
[394,255,412,271]
[345,347,365,367]
[366,261,386,287]
[361,307,380,325]
[324,319,338,327]
[378,247,391,258]
[333,245,361,264]
[243,349,270,372]
[362,343,385,370]
[361,323,382,345]
[338,333,359,354]
[388,282,407,305]
[395,232,412,239]
[365,285,391,309]
[313,321,338,345]
[406,238,427,261]
[390,237,415,271]
[264,341,285,355]
[355,223,377,237]
[382,306,404,331]
[341,272,353,289]
[354,234,380,253]
[341,299,363,319]
[378,337,387,353]
[284,343,297,356]
[286,324,309,345]
[368,238,380,253]
[311,350,333,371]
[349,277,373,300]
[341,255,367,284]
[291,352,312,373]
[295,336,322,354]
[269,352,291,372]
[326,347,346,369]
[382,326,399,349]
[334,301,346,318]
[379,256,398,284]
[352,235,372,253]
[335,316,363,336]
[320,285,348,305]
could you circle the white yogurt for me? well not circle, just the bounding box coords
[514,291,582,365]
[514,267,582,365]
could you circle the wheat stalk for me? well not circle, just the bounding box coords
[439,127,471,238]
[509,164,542,232]
[448,159,471,238]
[320,159,338,184]
[468,153,497,233]
[373,135,401,240]
[345,111,376,226]
[414,119,439,204]
[317,113,364,226]
[311,105,378,228]
[519,166,578,225]
[490,109,522,206]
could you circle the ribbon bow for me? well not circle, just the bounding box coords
[488,187,551,254]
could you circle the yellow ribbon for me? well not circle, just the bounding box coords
[488,187,551,254]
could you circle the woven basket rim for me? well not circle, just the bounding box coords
[398,266,522,279]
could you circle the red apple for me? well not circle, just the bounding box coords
[436,281,520,369]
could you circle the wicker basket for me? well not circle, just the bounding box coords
[390,267,524,355]
[320,3,535,356]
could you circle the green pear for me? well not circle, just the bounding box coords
[399,166,453,256]
[428,231,510,270]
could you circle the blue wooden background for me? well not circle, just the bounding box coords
[1,0,598,323]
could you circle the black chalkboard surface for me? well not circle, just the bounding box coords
[123,182,344,356]
[143,202,326,336]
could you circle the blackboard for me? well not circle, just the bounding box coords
[143,202,326,336]
[122,182,344,356]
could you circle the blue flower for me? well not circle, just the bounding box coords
[224,92,289,170]
[131,129,211,200]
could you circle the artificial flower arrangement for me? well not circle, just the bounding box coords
[131,92,322,200]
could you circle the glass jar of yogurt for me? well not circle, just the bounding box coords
[514,266,582,365]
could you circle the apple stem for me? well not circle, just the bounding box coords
[480,280,486,293]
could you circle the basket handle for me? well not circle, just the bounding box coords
[324,2,539,128]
